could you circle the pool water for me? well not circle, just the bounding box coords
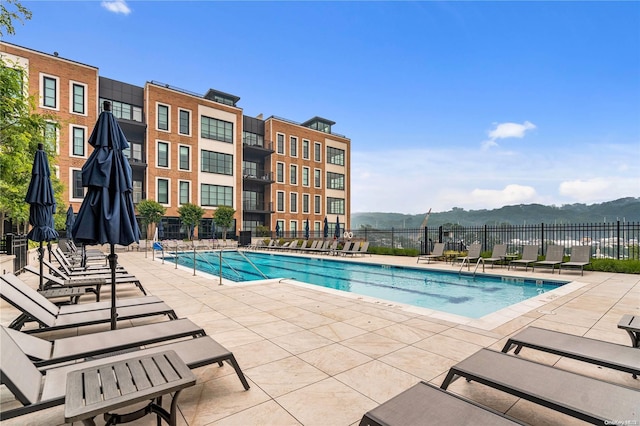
[166,250,568,319]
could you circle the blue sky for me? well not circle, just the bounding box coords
[7,1,640,214]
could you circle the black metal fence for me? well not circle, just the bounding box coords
[277,221,640,260]
[1,234,29,272]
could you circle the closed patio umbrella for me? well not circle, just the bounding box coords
[323,217,329,239]
[65,206,75,240]
[26,143,59,291]
[305,219,310,240]
[275,222,280,238]
[71,101,140,330]
[334,216,341,239]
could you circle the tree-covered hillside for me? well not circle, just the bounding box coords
[352,198,640,229]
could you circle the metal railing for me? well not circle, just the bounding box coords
[1,234,29,272]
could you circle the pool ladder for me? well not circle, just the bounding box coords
[458,257,484,277]
[236,250,269,279]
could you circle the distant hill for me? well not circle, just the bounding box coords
[351,197,640,229]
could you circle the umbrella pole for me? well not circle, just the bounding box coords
[109,244,118,330]
[38,242,44,291]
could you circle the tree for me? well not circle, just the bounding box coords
[212,206,235,240]
[136,199,165,240]
[177,203,204,241]
[1,57,61,237]
[1,0,32,37]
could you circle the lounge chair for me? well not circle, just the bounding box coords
[0,273,176,332]
[502,326,640,378]
[479,244,507,270]
[301,240,320,252]
[24,264,146,297]
[618,314,640,348]
[334,241,353,256]
[360,381,523,426]
[454,243,482,269]
[508,245,539,271]
[0,326,249,420]
[317,240,338,255]
[3,318,206,367]
[440,348,638,425]
[53,247,127,274]
[344,241,370,257]
[559,245,591,275]
[532,245,564,273]
[417,242,445,264]
[43,257,130,278]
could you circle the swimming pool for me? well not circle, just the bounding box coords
[165,250,569,319]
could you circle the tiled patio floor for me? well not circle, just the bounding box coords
[1,248,639,425]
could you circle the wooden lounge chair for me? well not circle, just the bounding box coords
[417,242,445,264]
[532,245,564,273]
[360,381,523,426]
[479,244,507,270]
[0,274,176,332]
[559,245,591,275]
[508,245,539,271]
[0,326,249,420]
[502,326,640,378]
[440,348,639,425]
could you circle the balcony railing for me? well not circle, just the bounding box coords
[242,170,274,183]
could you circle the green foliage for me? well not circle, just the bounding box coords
[212,206,235,240]
[255,225,270,237]
[177,203,205,240]
[136,199,166,238]
[591,259,640,274]
[368,246,419,257]
[0,0,31,37]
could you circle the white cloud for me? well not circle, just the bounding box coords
[481,140,498,151]
[101,0,131,15]
[488,121,536,140]
[470,184,539,207]
[558,177,640,202]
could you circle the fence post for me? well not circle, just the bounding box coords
[540,223,545,254]
[391,227,394,251]
[438,226,443,244]
[617,220,621,260]
[483,225,488,252]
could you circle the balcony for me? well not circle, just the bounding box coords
[242,170,274,184]
[243,140,274,157]
[243,201,274,214]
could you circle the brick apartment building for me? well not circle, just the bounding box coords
[1,42,350,240]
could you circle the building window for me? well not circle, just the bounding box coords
[201,150,233,175]
[243,161,258,177]
[290,221,297,235]
[157,179,169,204]
[327,146,345,166]
[302,167,309,187]
[179,109,190,135]
[302,139,310,159]
[100,98,142,122]
[133,180,143,203]
[42,76,57,108]
[72,170,84,199]
[327,172,345,190]
[314,169,321,188]
[201,116,233,143]
[179,181,190,205]
[157,104,169,131]
[327,197,345,215]
[314,142,321,162]
[290,193,298,213]
[123,142,143,162]
[290,164,297,185]
[277,134,285,154]
[157,141,169,168]
[243,131,264,147]
[201,184,233,207]
[302,194,309,214]
[276,162,284,183]
[72,83,85,114]
[72,127,85,156]
[276,191,285,212]
[290,136,297,157]
[179,145,190,171]
[44,122,57,152]
[243,190,263,211]
[314,195,321,214]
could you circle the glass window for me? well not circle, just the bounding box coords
[290,136,297,157]
[72,127,84,156]
[290,193,298,213]
[290,221,297,234]
[327,146,345,166]
[157,104,169,131]
[179,145,190,170]
[243,131,264,147]
[100,98,143,122]
[157,179,169,204]
[72,170,84,199]
[314,142,321,162]
[133,180,143,203]
[179,110,190,135]
[327,172,345,190]
[157,142,169,167]
[201,184,233,207]
[276,191,285,212]
[201,150,233,175]
[43,76,56,108]
[290,164,297,185]
[72,83,84,114]
[201,116,233,143]
[314,169,321,188]
[302,194,309,213]
[179,181,190,204]
[327,197,345,215]
[302,167,309,187]
[44,122,57,152]
[277,134,284,154]
[243,161,258,177]
[276,163,284,183]
[302,140,309,159]
[314,195,321,214]
[132,106,142,122]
